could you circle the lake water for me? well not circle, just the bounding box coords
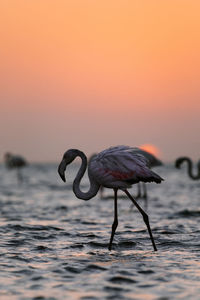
[0,162,200,300]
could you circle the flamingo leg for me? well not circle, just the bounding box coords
[124,189,157,251]
[108,188,118,251]
[136,183,141,198]
[142,183,148,210]
[99,186,104,199]
[129,184,141,210]
[142,183,147,199]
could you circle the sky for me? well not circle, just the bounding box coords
[0,0,200,162]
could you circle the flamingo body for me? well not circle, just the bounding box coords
[89,146,162,190]
[89,147,163,199]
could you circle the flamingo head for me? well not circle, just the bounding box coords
[58,149,80,182]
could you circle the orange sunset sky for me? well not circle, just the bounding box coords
[0,0,200,162]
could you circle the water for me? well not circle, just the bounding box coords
[0,162,200,300]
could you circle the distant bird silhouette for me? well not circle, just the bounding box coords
[175,157,200,180]
[58,145,164,251]
[4,152,27,182]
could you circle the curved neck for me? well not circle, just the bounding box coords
[73,151,100,200]
[183,158,200,180]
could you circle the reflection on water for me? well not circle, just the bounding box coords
[0,163,200,299]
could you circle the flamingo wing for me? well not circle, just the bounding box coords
[136,149,163,167]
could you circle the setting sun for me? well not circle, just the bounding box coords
[140,144,162,158]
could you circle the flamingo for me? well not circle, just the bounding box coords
[4,152,27,182]
[175,157,200,180]
[58,145,164,251]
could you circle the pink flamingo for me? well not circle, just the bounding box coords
[58,146,164,251]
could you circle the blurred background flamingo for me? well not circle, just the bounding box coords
[175,157,200,180]
[4,152,28,183]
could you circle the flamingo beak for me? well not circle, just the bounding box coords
[58,159,67,182]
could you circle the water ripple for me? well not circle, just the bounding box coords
[0,164,200,300]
